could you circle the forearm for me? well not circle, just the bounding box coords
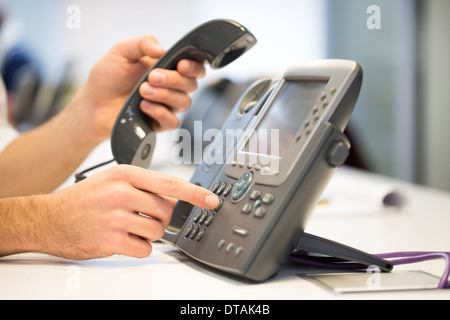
[0,89,101,197]
[0,195,47,257]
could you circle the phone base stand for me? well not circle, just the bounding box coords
[292,232,393,272]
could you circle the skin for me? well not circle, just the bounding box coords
[0,165,219,259]
[0,34,219,259]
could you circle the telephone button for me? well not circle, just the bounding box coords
[194,228,205,242]
[327,141,350,168]
[235,246,244,257]
[216,182,226,195]
[241,203,252,214]
[204,213,214,226]
[214,199,224,212]
[232,226,250,237]
[184,225,194,238]
[193,211,202,223]
[211,182,220,193]
[254,207,267,218]
[249,189,261,200]
[262,193,275,205]
[222,183,232,197]
[226,243,235,253]
[236,180,245,191]
[231,171,254,201]
[198,211,208,225]
[189,225,199,240]
[218,239,226,249]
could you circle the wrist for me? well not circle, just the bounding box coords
[0,195,50,256]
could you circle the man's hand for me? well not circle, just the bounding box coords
[0,165,219,260]
[70,35,205,144]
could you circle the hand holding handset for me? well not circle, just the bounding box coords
[111,19,256,168]
[163,60,392,281]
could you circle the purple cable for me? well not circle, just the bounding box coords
[375,252,450,290]
[289,251,450,290]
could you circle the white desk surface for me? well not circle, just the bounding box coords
[1,142,450,300]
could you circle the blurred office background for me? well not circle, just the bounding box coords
[0,0,449,192]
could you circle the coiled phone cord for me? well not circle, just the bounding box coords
[289,251,450,290]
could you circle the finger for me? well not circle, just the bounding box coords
[115,166,220,210]
[140,83,191,112]
[177,59,206,78]
[118,234,153,258]
[141,171,220,210]
[127,214,166,242]
[112,35,165,62]
[126,188,175,227]
[140,100,180,131]
[148,69,199,93]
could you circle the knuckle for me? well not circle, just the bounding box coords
[108,182,130,201]
[167,116,180,130]
[157,87,170,101]
[144,34,158,44]
[161,175,179,195]
[190,185,203,205]
[150,104,171,121]
[181,96,192,111]
[107,165,131,181]
[188,80,198,93]
[160,200,175,227]
[105,231,124,249]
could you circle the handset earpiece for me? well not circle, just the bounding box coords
[111,19,256,168]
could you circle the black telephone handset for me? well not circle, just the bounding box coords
[163,60,393,281]
[110,19,256,168]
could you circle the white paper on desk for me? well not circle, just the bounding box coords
[313,170,404,216]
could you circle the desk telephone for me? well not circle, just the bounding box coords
[163,60,392,281]
[110,20,392,281]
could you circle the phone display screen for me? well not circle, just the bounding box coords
[244,80,327,158]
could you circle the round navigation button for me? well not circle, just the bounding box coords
[231,171,254,201]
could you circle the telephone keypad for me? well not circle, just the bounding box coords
[186,177,275,257]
